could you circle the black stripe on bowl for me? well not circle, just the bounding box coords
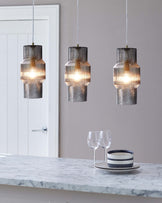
[108,150,133,154]
[108,163,133,168]
[108,157,134,161]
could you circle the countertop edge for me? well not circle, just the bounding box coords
[0,178,161,199]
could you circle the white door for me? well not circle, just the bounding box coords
[0,6,59,157]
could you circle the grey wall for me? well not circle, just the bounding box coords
[1,0,162,163]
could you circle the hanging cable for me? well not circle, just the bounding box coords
[76,0,79,46]
[32,0,35,45]
[126,0,128,47]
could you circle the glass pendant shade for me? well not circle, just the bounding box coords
[113,48,140,105]
[21,45,46,98]
[65,46,91,102]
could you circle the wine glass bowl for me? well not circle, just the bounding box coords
[87,131,100,167]
[87,132,100,149]
[99,130,112,162]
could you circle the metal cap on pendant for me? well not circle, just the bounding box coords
[113,48,140,105]
[21,45,46,99]
[65,46,91,102]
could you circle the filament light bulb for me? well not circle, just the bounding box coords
[28,68,37,79]
[73,70,82,82]
[118,71,132,84]
[122,72,131,84]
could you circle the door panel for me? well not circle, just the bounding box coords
[0,20,49,156]
[0,35,8,153]
[28,31,48,156]
[18,34,29,155]
[8,34,19,154]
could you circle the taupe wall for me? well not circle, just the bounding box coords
[1,0,162,163]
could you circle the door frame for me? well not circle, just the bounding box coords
[0,5,60,157]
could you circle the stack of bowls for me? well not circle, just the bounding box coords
[107,150,134,168]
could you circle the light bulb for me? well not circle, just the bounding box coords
[67,70,82,82]
[28,68,37,79]
[66,70,90,83]
[21,68,45,80]
[122,72,131,84]
[119,72,132,84]
[73,70,82,82]
[24,58,37,79]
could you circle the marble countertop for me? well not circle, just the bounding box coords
[0,155,161,198]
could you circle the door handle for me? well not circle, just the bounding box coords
[32,127,47,133]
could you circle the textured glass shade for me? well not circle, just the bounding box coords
[65,46,91,102]
[21,45,46,98]
[113,48,140,105]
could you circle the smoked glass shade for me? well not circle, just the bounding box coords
[21,45,46,99]
[113,48,140,105]
[65,46,91,102]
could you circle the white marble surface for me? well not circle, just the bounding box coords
[0,155,161,198]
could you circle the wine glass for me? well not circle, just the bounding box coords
[99,130,111,162]
[87,131,100,167]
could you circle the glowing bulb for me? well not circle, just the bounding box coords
[122,72,131,84]
[28,68,37,79]
[65,70,90,84]
[73,70,82,82]
[117,71,132,84]
[22,68,38,79]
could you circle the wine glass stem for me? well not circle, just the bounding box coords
[105,148,107,163]
[93,148,96,167]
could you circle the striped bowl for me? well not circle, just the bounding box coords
[107,150,134,168]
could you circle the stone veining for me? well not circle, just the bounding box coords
[0,155,161,198]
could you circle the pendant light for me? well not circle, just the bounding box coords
[65,0,91,102]
[113,0,140,105]
[20,0,46,99]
